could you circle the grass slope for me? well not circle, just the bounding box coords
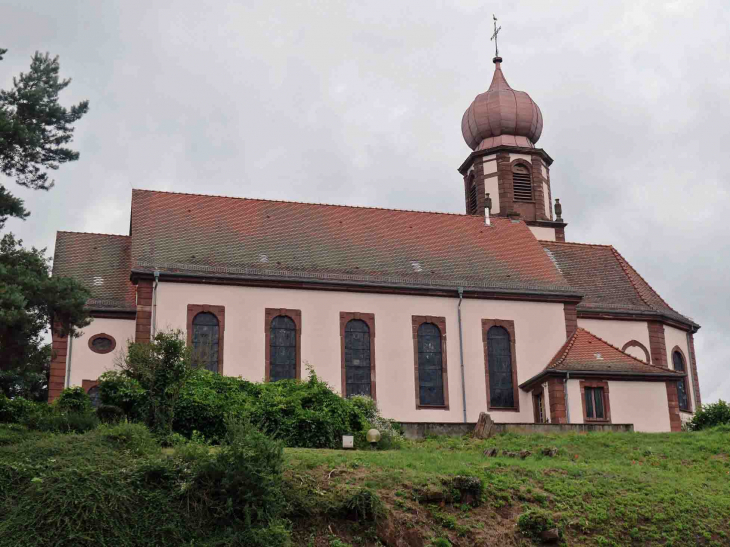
[1,424,729,546]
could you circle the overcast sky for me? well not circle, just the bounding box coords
[2,0,728,402]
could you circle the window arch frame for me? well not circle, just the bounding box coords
[621,340,651,363]
[186,304,225,373]
[412,315,449,410]
[340,312,376,399]
[670,346,692,412]
[265,308,301,382]
[482,319,520,412]
[88,333,117,354]
[510,160,534,202]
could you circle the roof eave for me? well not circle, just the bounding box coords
[130,268,583,303]
[520,368,685,390]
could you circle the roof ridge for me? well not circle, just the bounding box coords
[57,231,130,238]
[541,240,614,249]
[131,188,482,219]
[576,327,680,373]
[609,247,675,313]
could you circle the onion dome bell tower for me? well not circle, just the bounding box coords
[458,48,566,241]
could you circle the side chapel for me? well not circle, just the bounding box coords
[50,49,701,432]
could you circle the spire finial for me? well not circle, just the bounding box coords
[490,15,502,63]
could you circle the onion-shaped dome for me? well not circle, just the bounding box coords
[461,57,543,151]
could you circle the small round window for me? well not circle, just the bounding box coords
[88,333,116,354]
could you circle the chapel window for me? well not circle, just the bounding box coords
[417,323,445,406]
[487,326,516,408]
[270,315,297,381]
[88,333,116,354]
[672,351,690,411]
[512,163,533,201]
[344,319,372,397]
[584,387,607,420]
[191,312,220,372]
[87,386,101,409]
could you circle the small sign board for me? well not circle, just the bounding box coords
[342,435,354,449]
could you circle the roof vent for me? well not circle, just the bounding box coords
[411,261,423,272]
[93,276,104,286]
[259,254,269,263]
[594,353,603,360]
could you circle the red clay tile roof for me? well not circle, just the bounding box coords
[545,328,684,375]
[128,190,577,296]
[52,232,136,311]
[541,241,696,327]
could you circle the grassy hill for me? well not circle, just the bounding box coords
[1,424,729,546]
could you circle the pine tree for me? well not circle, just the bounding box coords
[0,48,89,227]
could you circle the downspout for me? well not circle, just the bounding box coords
[457,287,467,423]
[564,371,571,424]
[152,270,160,337]
[685,330,696,410]
[64,332,74,388]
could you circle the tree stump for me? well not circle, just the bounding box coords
[474,412,496,439]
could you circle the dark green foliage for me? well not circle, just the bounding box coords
[339,488,386,523]
[0,418,291,546]
[96,404,124,424]
[98,370,148,421]
[0,234,90,400]
[116,330,193,435]
[173,368,257,441]
[55,386,92,413]
[0,394,47,423]
[0,49,89,214]
[22,410,98,434]
[191,418,286,526]
[689,399,730,430]
[249,373,365,449]
[517,508,559,541]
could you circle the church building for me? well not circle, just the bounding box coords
[50,53,701,432]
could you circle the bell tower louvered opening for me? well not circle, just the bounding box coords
[512,164,533,202]
[468,181,478,214]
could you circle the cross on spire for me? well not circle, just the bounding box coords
[490,15,501,59]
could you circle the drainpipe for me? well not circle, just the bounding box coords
[685,330,696,409]
[64,332,74,388]
[457,287,467,423]
[564,372,571,424]
[152,270,160,337]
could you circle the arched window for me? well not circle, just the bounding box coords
[487,326,515,408]
[672,350,690,411]
[344,319,372,397]
[417,322,445,406]
[87,385,101,409]
[512,163,533,202]
[270,315,297,381]
[192,312,220,372]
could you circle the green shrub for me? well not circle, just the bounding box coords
[99,422,158,456]
[22,411,98,434]
[0,395,45,424]
[339,488,386,523]
[689,400,730,431]
[517,508,559,541]
[173,368,257,442]
[96,404,125,424]
[116,330,193,435]
[55,386,92,413]
[98,371,148,421]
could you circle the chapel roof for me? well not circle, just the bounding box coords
[545,328,683,375]
[127,189,576,297]
[52,232,136,312]
[540,241,697,328]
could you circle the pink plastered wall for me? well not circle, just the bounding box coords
[566,379,670,432]
[154,282,567,423]
[69,317,135,387]
[577,318,651,360]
